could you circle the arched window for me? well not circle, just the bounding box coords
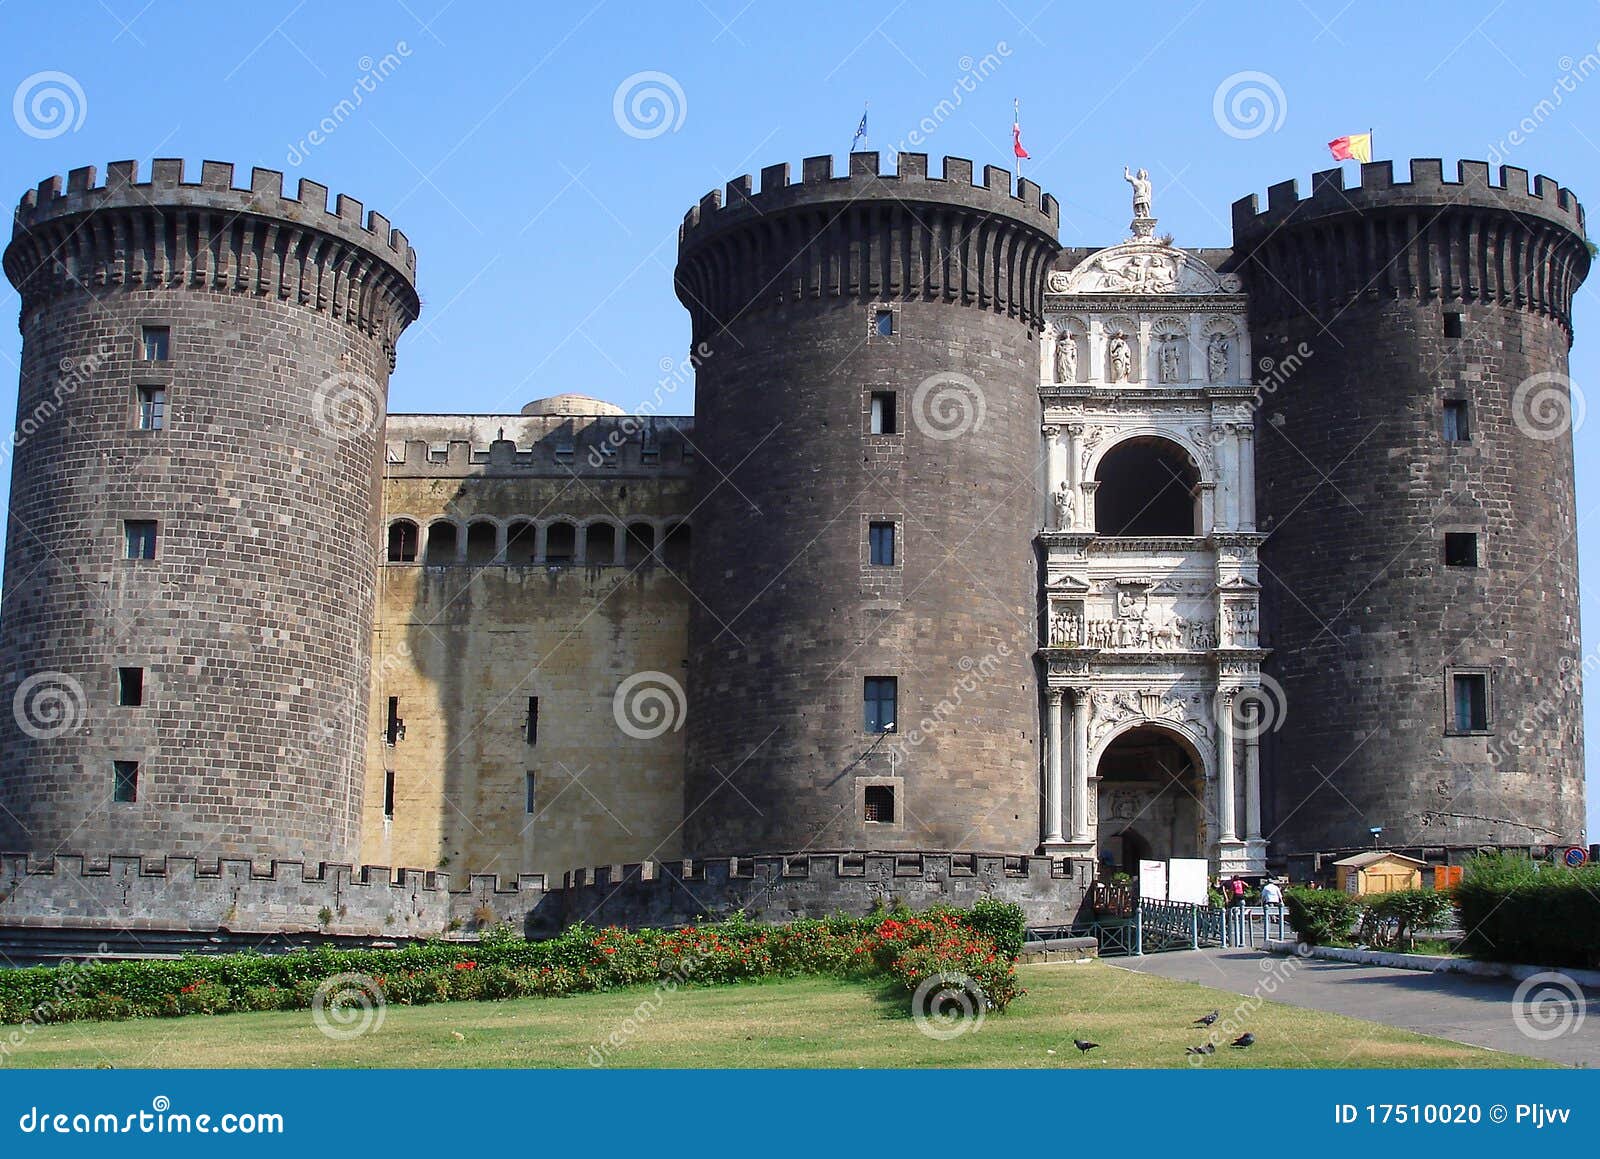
[466,520,498,565]
[506,520,536,563]
[545,522,576,565]
[386,520,418,563]
[584,522,617,565]
[1094,438,1200,536]
[423,521,459,565]
[625,522,655,566]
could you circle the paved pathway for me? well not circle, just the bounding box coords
[1111,948,1599,1066]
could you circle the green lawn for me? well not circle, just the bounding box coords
[1,961,1543,1069]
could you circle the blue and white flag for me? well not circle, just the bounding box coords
[850,106,868,152]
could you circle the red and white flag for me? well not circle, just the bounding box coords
[1012,100,1030,159]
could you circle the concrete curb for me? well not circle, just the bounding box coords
[1264,939,1600,989]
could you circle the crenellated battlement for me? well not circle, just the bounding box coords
[675,153,1062,336]
[1232,158,1586,237]
[15,158,417,276]
[679,152,1058,245]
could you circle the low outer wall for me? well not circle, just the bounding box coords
[561,853,1094,929]
[0,852,1093,943]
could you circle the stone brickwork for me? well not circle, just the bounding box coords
[1233,160,1590,852]
[675,153,1060,857]
[0,160,419,863]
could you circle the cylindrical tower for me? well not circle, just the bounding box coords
[674,152,1059,856]
[0,159,419,862]
[1232,158,1589,852]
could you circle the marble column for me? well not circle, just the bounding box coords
[1197,481,1217,536]
[1044,690,1066,846]
[1238,424,1257,532]
[1066,424,1084,530]
[1222,423,1241,530]
[1082,481,1101,536]
[1244,702,1263,841]
[1216,690,1238,842]
[1043,425,1063,530]
[1070,687,1092,843]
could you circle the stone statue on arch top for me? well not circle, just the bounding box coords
[1124,166,1153,219]
[1158,335,1183,384]
[1054,329,1078,384]
[1107,332,1132,383]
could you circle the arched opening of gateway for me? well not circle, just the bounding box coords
[1095,724,1203,875]
[1094,437,1200,536]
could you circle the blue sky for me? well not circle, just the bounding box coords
[3,0,1600,833]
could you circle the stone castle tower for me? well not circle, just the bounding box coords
[1233,160,1589,853]
[675,154,1060,856]
[0,160,419,863]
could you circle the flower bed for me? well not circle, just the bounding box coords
[0,901,1026,1026]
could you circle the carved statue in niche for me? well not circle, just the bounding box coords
[1124,166,1153,219]
[1158,336,1184,384]
[1207,332,1230,384]
[1053,479,1075,528]
[1049,608,1081,647]
[1107,333,1132,383]
[1054,330,1078,384]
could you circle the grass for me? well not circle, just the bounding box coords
[0,961,1543,1069]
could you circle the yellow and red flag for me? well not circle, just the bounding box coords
[1328,132,1372,162]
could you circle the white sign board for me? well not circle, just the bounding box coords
[1139,859,1167,901]
[1167,858,1210,905]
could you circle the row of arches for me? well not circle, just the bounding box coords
[386,517,691,569]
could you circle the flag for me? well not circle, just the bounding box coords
[1328,132,1372,162]
[850,107,868,153]
[1013,101,1029,160]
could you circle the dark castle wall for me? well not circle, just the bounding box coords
[1233,159,1589,852]
[674,153,1059,857]
[0,160,419,863]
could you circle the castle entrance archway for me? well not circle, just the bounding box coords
[1095,724,1203,875]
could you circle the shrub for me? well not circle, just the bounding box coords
[1283,887,1361,945]
[964,898,1026,960]
[1357,889,1453,952]
[1456,853,1600,968]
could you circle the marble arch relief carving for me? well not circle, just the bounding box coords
[1088,686,1215,752]
[1048,242,1245,296]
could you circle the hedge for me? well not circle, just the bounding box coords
[1456,853,1600,969]
[0,901,1028,1027]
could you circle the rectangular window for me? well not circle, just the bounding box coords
[525,771,537,815]
[1444,312,1464,338]
[525,696,539,745]
[863,676,897,734]
[135,385,165,431]
[384,770,396,819]
[139,326,169,361]
[112,760,138,803]
[1444,532,1479,567]
[385,696,405,746]
[1443,400,1470,443]
[123,520,157,560]
[1452,673,1489,732]
[864,784,895,823]
[554,443,575,464]
[116,667,144,707]
[869,521,896,566]
[874,309,894,337]
[869,392,897,435]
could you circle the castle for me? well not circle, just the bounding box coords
[0,151,1588,939]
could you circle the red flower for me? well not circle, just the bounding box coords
[453,960,477,970]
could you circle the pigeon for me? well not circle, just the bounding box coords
[1185,1042,1216,1055]
[1230,1033,1255,1048]
[1194,1009,1220,1026]
[1074,1039,1100,1053]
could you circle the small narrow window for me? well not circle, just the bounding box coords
[1444,312,1464,338]
[1443,400,1470,443]
[525,696,539,745]
[387,520,419,563]
[123,520,157,560]
[863,676,898,734]
[525,771,537,815]
[874,309,894,337]
[135,385,165,430]
[116,667,144,707]
[1452,673,1489,732]
[427,443,449,464]
[112,760,139,803]
[554,442,575,464]
[869,392,897,435]
[384,770,396,819]
[1444,532,1479,567]
[869,521,896,566]
[139,326,169,361]
[864,784,895,823]
[385,696,405,746]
